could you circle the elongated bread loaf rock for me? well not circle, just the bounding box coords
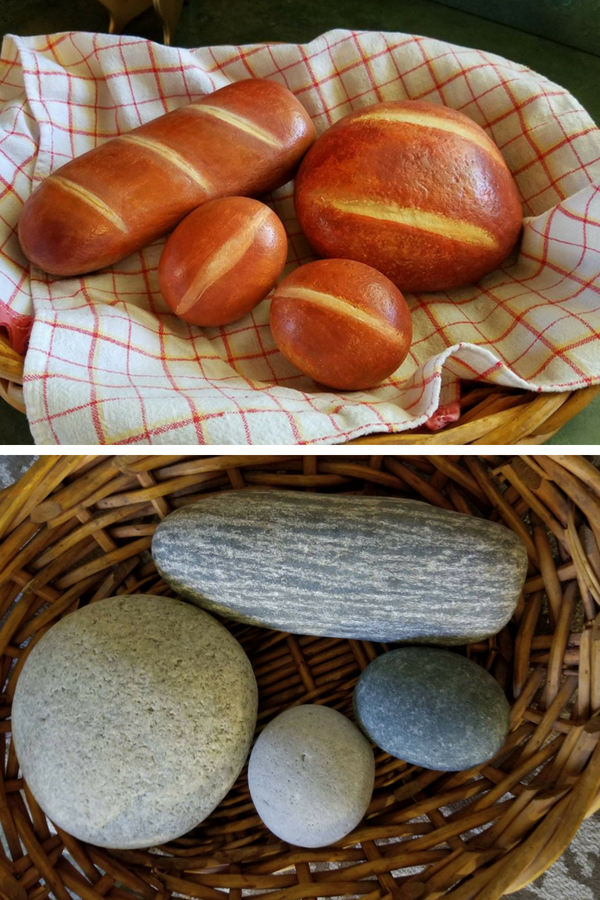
[19,79,315,276]
[152,490,528,644]
[294,99,522,292]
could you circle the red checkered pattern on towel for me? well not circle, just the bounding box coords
[1,29,599,444]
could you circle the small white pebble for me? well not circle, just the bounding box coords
[248,705,374,847]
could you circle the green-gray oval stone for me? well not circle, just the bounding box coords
[353,647,511,771]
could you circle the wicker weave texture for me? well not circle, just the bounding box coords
[0,454,599,900]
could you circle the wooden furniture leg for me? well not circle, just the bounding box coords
[95,0,155,35]
[95,0,186,44]
[153,0,185,45]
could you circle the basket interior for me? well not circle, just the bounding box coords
[0,453,600,900]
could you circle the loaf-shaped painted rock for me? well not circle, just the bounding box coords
[152,490,528,644]
[19,79,315,276]
[159,197,288,326]
[270,259,412,390]
[294,100,522,292]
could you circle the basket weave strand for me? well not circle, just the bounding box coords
[0,454,600,900]
[1,340,599,443]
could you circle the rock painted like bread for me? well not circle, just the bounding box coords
[270,258,412,390]
[19,79,315,276]
[159,197,287,326]
[294,100,522,292]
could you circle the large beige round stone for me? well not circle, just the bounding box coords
[12,594,258,849]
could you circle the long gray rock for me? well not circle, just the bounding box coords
[12,594,258,849]
[152,489,528,644]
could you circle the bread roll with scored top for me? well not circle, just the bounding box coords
[294,100,522,292]
[159,197,288,326]
[18,79,315,277]
[270,258,412,390]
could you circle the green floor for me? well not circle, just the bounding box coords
[2,0,599,444]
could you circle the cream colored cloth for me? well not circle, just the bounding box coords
[0,29,599,444]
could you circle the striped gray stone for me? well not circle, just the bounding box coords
[152,490,528,644]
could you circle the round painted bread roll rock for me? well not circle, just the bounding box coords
[270,258,412,389]
[354,647,511,771]
[248,705,375,847]
[294,100,523,292]
[159,197,288,326]
[12,594,258,849]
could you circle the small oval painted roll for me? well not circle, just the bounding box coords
[294,99,522,292]
[270,258,412,390]
[159,197,288,326]
[151,490,529,645]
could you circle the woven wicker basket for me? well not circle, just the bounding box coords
[1,453,600,900]
[1,335,599,444]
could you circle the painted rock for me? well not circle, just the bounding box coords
[270,258,412,390]
[353,647,511,770]
[12,594,258,849]
[159,197,288,327]
[248,705,375,847]
[152,490,527,644]
[294,99,522,292]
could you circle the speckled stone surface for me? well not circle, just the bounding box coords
[248,705,375,847]
[353,647,511,771]
[12,594,258,849]
[152,490,528,644]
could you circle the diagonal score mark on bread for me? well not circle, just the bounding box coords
[176,206,273,315]
[320,197,499,249]
[51,176,130,233]
[120,134,213,191]
[186,103,282,148]
[277,286,404,340]
[354,108,506,166]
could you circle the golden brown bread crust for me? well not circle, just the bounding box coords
[294,100,523,293]
[18,79,315,277]
[270,258,412,390]
[158,197,288,327]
